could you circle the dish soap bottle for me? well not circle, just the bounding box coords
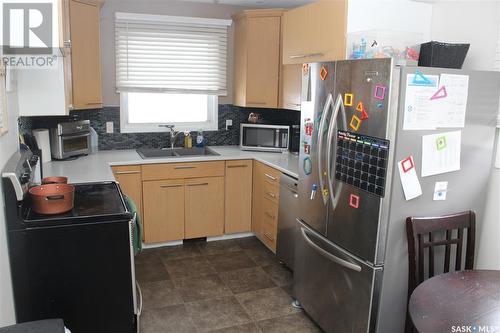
[195,130,205,147]
[184,132,192,148]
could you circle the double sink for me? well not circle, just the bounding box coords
[137,147,220,159]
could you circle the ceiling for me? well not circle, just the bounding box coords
[174,0,314,8]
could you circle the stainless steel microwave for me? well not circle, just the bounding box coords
[240,124,289,152]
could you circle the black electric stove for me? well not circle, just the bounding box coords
[23,182,131,224]
[2,149,137,333]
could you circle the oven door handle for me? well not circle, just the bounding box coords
[59,132,91,139]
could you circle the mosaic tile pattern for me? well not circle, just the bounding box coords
[19,105,300,151]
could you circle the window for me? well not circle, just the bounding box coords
[115,13,231,133]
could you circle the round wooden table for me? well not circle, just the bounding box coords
[409,270,500,333]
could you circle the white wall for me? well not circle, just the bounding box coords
[430,1,500,71]
[0,78,19,327]
[347,0,433,38]
[429,1,500,269]
[100,0,250,106]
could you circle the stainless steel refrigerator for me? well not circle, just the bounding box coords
[294,58,500,333]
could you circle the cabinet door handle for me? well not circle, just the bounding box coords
[187,182,209,187]
[265,212,276,219]
[86,102,102,106]
[289,52,324,59]
[264,173,276,181]
[115,171,140,175]
[266,192,276,199]
[227,165,248,168]
[160,184,182,188]
[175,166,196,170]
[289,54,306,59]
[264,232,274,241]
[247,101,266,105]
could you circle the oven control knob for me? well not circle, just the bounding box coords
[20,173,30,184]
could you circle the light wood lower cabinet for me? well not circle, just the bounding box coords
[185,177,225,239]
[111,165,143,224]
[225,160,253,234]
[251,161,281,251]
[142,179,185,243]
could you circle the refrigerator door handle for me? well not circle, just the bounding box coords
[326,94,344,204]
[300,226,362,272]
[317,93,334,204]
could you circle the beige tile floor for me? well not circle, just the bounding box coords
[135,237,322,333]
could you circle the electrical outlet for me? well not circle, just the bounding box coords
[225,119,233,131]
[106,122,114,133]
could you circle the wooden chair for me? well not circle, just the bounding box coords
[405,210,476,332]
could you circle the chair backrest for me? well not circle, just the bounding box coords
[406,210,476,297]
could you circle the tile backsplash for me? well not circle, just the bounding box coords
[19,105,300,151]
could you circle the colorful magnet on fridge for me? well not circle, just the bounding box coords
[356,101,364,112]
[302,64,310,76]
[401,156,414,173]
[412,70,432,85]
[303,157,312,176]
[377,103,383,109]
[374,85,387,100]
[349,194,360,209]
[304,143,311,155]
[322,188,329,199]
[349,115,361,131]
[320,66,329,81]
[436,136,447,150]
[344,93,354,106]
[361,109,369,120]
[310,184,318,200]
[430,86,448,100]
[304,120,313,136]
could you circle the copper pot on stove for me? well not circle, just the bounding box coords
[29,184,75,215]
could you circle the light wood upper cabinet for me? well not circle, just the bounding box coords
[282,0,347,65]
[142,179,185,243]
[185,177,225,239]
[68,0,103,109]
[225,160,253,234]
[233,10,284,108]
[279,64,302,111]
[111,165,143,225]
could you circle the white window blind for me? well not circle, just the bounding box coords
[115,13,231,95]
[496,11,500,128]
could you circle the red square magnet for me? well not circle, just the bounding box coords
[401,156,414,173]
[349,194,360,209]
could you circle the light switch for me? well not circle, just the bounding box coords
[225,119,233,131]
[106,122,114,133]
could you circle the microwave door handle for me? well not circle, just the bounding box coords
[317,93,334,205]
[60,132,91,139]
[326,94,344,206]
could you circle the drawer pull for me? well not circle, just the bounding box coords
[265,212,276,219]
[227,165,248,168]
[160,184,182,188]
[174,166,196,170]
[266,192,276,199]
[264,173,277,181]
[264,232,274,241]
[187,182,209,187]
[115,170,140,175]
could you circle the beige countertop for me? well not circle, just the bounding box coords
[42,146,300,183]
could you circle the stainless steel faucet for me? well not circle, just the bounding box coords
[159,125,182,149]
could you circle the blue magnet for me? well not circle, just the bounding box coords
[377,103,383,109]
[310,184,318,200]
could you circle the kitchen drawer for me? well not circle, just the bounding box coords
[142,161,225,181]
[263,181,280,204]
[111,165,141,175]
[262,219,277,251]
[261,164,281,187]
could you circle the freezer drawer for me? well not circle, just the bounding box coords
[294,220,382,333]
